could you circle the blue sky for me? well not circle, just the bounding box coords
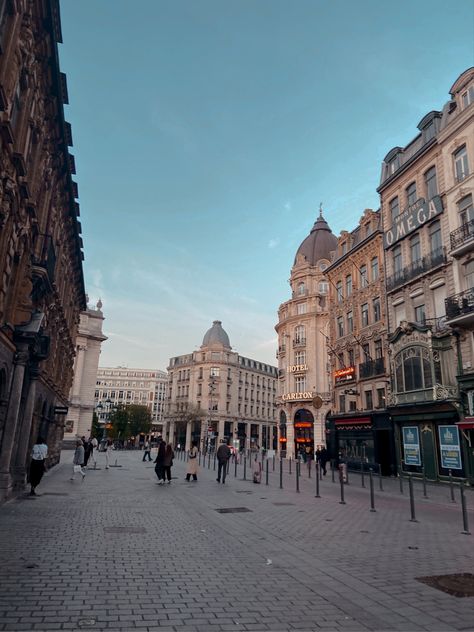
[59,0,474,370]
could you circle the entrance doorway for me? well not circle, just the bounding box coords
[294,408,314,460]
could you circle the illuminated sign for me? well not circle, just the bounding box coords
[287,364,308,373]
[279,437,287,442]
[295,422,312,428]
[334,367,355,384]
[281,391,314,401]
[384,196,443,249]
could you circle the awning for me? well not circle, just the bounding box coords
[457,418,474,430]
[335,417,371,426]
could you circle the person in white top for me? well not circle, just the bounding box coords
[89,436,98,467]
[29,437,48,496]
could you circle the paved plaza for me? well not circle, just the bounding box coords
[0,450,473,632]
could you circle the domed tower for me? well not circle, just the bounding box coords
[275,206,337,459]
[201,320,231,350]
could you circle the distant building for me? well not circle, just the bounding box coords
[64,300,107,440]
[95,367,167,434]
[165,320,278,452]
[275,210,337,459]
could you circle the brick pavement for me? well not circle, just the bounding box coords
[0,449,473,632]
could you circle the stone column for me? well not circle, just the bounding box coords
[286,420,295,459]
[185,421,192,452]
[218,417,225,446]
[0,345,29,501]
[71,345,86,398]
[168,421,175,446]
[12,363,40,490]
[258,424,263,449]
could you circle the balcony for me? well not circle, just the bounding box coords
[293,338,306,349]
[445,287,474,326]
[386,247,446,292]
[450,220,474,257]
[359,358,385,380]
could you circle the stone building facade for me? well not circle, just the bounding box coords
[275,210,337,459]
[378,67,474,483]
[64,300,107,441]
[165,320,277,452]
[95,367,168,434]
[324,210,395,475]
[0,1,86,501]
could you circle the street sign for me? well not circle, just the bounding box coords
[54,406,68,415]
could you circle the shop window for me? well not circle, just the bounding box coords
[394,346,433,393]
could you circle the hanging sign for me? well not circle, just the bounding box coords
[438,425,462,470]
[402,426,421,466]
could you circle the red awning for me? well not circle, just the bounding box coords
[335,417,371,426]
[458,418,474,430]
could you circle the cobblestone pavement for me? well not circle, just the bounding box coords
[0,450,473,632]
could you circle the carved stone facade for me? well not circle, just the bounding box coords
[0,1,86,501]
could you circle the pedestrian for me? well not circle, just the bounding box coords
[318,446,329,475]
[185,441,199,481]
[252,453,262,484]
[154,438,166,485]
[90,436,98,467]
[71,439,86,481]
[163,443,174,484]
[83,438,92,467]
[142,439,152,462]
[29,436,48,496]
[216,440,231,484]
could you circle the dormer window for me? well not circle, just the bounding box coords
[423,121,435,142]
[341,242,347,255]
[461,85,474,109]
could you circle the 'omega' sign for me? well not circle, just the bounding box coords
[282,391,314,401]
[384,196,443,249]
[286,364,308,373]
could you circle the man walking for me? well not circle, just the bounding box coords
[216,440,231,484]
[142,440,152,462]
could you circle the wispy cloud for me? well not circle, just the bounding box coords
[268,238,280,249]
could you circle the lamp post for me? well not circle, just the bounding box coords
[96,398,113,446]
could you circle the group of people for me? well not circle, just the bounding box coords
[153,438,175,485]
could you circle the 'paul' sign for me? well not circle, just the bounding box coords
[384,196,443,249]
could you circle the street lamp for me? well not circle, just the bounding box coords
[96,398,112,446]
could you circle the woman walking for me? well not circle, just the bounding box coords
[29,436,48,496]
[154,439,166,485]
[71,439,86,481]
[163,443,174,484]
[185,441,199,481]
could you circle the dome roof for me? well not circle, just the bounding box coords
[201,320,231,349]
[294,209,337,266]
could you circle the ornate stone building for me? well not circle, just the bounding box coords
[379,68,474,483]
[324,210,395,475]
[275,210,337,459]
[0,1,86,501]
[64,300,107,441]
[165,320,277,452]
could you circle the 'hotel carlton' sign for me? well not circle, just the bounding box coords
[282,391,314,401]
[384,195,443,249]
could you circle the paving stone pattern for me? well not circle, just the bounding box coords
[0,450,473,632]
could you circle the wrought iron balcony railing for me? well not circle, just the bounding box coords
[386,247,446,292]
[358,358,385,379]
[450,220,474,251]
[445,287,474,320]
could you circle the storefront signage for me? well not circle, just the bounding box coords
[334,366,355,384]
[384,195,443,249]
[281,391,314,401]
[438,425,462,470]
[287,364,308,373]
[402,426,421,466]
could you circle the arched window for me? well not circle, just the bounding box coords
[294,325,305,344]
[394,347,433,393]
[297,282,306,296]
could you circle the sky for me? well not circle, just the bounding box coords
[58,0,474,371]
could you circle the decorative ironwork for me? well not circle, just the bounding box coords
[386,247,446,292]
[450,220,474,251]
[445,287,474,320]
[359,357,385,379]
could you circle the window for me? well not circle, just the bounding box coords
[337,316,344,338]
[339,394,346,413]
[319,262,328,271]
[376,388,385,408]
[390,196,400,223]
[297,302,307,315]
[410,233,421,264]
[429,220,442,253]
[319,281,329,294]
[295,325,305,343]
[365,390,373,410]
[336,280,343,302]
[464,260,474,290]
[295,376,306,391]
[454,145,469,182]
[461,85,474,109]
[424,166,437,200]
[348,348,355,366]
[347,310,353,333]
[459,194,474,226]
[297,282,306,295]
[374,339,383,359]
[423,121,436,142]
[349,400,357,411]
[198,367,203,379]
[210,367,220,377]
[371,257,379,281]
[295,350,306,365]
[406,182,417,206]
[394,346,433,392]
[362,343,370,361]
[373,297,381,322]
[414,304,426,324]
[361,303,369,327]
[345,274,352,297]
[360,264,368,288]
[393,245,402,273]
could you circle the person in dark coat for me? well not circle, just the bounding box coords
[216,441,231,484]
[154,439,166,485]
[29,437,48,495]
[319,446,329,475]
[163,444,174,484]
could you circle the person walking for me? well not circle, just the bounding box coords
[71,439,86,482]
[89,436,98,467]
[252,453,262,484]
[319,446,329,475]
[154,439,166,485]
[163,443,174,484]
[185,441,199,481]
[83,438,92,467]
[216,440,231,484]
[142,440,152,462]
[29,436,48,496]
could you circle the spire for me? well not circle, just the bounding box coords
[319,202,323,219]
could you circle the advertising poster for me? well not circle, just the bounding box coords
[438,425,462,470]
[402,426,421,466]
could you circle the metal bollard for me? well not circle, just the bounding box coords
[315,463,321,498]
[280,457,283,489]
[198,452,201,466]
[234,457,237,477]
[361,461,365,488]
[460,482,471,535]
[273,454,275,471]
[399,471,404,494]
[408,475,418,522]
[320,462,323,480]
[369,469,376,512]
[296,460,300,493]
[289,457,292,475]
[331,459,335,483]
[243,456,247,480]
[308,459,311,479]
[227,459,230,475]
[339,469,346,504]
[449,469,456,503]
[422,467,428,498]
[378,464,383,491]
[213,455,216,471]
[265,459,269,485]
[208,453,211,469]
